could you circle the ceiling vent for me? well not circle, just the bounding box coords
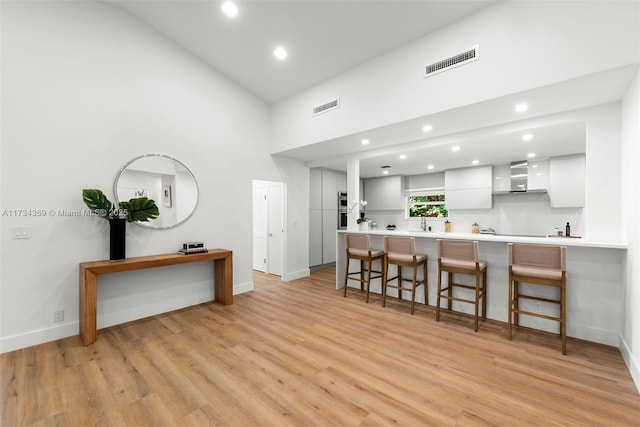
[312,98,340,116]
[424,45,479,78]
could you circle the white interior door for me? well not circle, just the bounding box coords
[252,183,267,272]
[252,180,285,277]
[267,182,284,276]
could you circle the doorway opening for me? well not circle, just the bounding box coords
[252,180,284,277]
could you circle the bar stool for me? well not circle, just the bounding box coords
[508,243,567,355]
[436,239,487,332]
[382,236,428,315]
[343,234,385,303]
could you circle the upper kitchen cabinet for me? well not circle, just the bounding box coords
[528,159,550,190]
[445,166,493,209]
[321,169,338,210]
[310,168,322,210]
[364,175,405,210]
[549,154,585,208]
[492,164,510,193]
[337,173,347,193]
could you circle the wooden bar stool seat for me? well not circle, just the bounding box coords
[343,234,385,303]
[382,236,428,315]
[436,239,487,332]
[508,243,567,354]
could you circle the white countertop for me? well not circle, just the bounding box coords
[337,229,627,249]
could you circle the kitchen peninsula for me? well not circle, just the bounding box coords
[336,229,627,346]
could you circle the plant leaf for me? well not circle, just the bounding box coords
[122,197,159,222]
[82,189,113,220]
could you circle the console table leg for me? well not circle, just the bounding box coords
[79,269,98,345]
[214,253,233,305]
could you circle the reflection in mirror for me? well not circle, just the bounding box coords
[114,154,198,229]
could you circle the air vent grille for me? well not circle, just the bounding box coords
[312,98,340,116]
[425,45,479,77]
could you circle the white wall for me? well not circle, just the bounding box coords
[621,70,640,392]
[0,1,309,352]
[271,1,639,152]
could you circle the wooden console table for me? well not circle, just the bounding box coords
[79,250,233,345]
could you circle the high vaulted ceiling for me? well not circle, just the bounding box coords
[111,1,638,178]
[112,0,496,104]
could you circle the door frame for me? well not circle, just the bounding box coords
[252,179,286,278]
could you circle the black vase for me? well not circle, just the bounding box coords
[109,218,126,260]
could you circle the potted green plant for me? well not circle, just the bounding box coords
[82,189,159,260]
[357,212,369,230]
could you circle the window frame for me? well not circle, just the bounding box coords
[405,187,448,220]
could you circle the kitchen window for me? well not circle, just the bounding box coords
[405,188,448,218]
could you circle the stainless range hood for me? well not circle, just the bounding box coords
[493,160,548,195]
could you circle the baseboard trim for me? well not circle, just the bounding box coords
[1,281,255,354]
[619,334,640,393]
[0,322,79,354]
[283,269,310,282]
[233,281,254,295]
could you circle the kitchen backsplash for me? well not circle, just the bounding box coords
[364,193,584,237]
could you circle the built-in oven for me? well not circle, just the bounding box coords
[339,212,348,229]
[338,192,347,229]
[338,192,348,208]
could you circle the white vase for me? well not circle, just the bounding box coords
[358,222,368,231]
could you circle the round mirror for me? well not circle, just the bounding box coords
[114,154,198,229]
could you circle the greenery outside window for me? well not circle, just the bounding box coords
[406,189,448,218]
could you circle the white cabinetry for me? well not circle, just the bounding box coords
[549,155,585,208]
[364,176,405,210]
[309,168,347,267]
[309,209,322,266]
[445,166,492,209]
[528,159,550,190]
[493,164,510,192]
[321,169,338,210]
[337,173,347,193]
[322,210,337,264]
[310,168,322,210]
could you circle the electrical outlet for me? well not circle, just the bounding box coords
[53,310,64,323]
[534,303,543,313]
[11,226,31,239]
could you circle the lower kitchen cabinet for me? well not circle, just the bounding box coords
[309,209,323,267]
[309,209,340,267]
[322,209,338,264]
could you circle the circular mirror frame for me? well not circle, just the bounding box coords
[113,153,199,229]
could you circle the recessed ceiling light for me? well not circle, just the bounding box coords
[495,176,501,180]
[427,165,434,170]
[422,124,433,133]
[273,46,288,60]
[528,152,536,158]
[383,170,389,175]
[451,145,461,152]
[522,133,533,141]
[532,164,539,168]
[515,103,529,113]
[399,154,407,160]
[472,159,479,165]
[361,139,370,145]
[221,1,238,17]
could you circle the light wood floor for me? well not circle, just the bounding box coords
[2,267,639,426]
